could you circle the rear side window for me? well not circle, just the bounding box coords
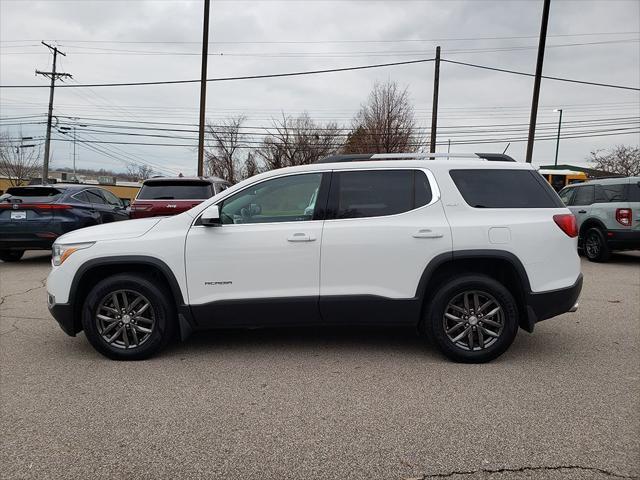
[450,169,562,208]
[629,182,640,202]
[137,181,213,200]
[572,185,594,206]
[330,170,432,219]
[72,191,90,203]
[594,184,628,203]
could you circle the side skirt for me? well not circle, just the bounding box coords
[190,295,421,329]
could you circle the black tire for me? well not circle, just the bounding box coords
[0,250,25,262]
[583,227,611,262]
[424,274,519,363]
[81,273,176,360]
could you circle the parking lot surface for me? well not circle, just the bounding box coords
[1,251,638,480]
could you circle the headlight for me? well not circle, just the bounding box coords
[52,242,95,266]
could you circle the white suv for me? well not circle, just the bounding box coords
[47,153,582,363]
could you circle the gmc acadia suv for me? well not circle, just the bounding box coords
[46,153,582,363]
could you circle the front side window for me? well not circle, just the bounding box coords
[558,187,574,206]
[329,170,432,219]
[219,173,322,224]
[101,189,123,207]
[572,185,594,206]
[86,189,107,205]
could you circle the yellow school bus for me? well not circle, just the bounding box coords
[539,169,587,192]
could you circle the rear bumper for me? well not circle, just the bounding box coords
[524,274,583,331]
[48,299,79,337]
[606,229,640,250]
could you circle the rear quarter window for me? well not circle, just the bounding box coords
[450,169,563,208]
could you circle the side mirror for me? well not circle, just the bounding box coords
[120,198,131,208]
[201,204,221,226]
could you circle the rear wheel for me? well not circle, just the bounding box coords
[0,250,25,262]
[424,275,519,363]
[584,227,611,262]
[81,273,176,360]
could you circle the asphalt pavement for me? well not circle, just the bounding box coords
[1,251,638,480]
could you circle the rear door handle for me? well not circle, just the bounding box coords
[413,229,443,239]
[578,210,587,214]
[287,232,316,242]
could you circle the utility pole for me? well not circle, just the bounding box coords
[430,46,441,153]
[553,108,563,166]
[197,0,211,177]
[525,0,551,163]
[36,42,71,183]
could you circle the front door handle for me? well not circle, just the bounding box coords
[287,232,316,242]
[413,229,443,239]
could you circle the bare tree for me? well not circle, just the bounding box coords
[343,80,423,153]
[125,163,156,181]
[589,145,640,176]
[0,131,42,186]
[257,113,342,170]
[205,116,258,183]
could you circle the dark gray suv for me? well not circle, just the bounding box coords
[558,177,640,261]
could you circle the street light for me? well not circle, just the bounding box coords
[553,108,563,166]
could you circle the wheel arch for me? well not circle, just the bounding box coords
[69,256,192,338]
[416,250,533,332]
[579,217,607,238]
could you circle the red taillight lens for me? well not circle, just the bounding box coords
[130,203,151,211]
[553,214,578,238]
[0,203,71,210]
[615,208,632,226]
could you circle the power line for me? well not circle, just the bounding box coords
[3,31,637,45]
[0,58,435,88]
[441,58,640,91]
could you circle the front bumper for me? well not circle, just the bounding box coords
[48,298,79,337]
[524,274,583,331]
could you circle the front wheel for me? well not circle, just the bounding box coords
[424,275,519,363]
[584,227,611,262]
[81,274,176,360]
[0,250,25,262]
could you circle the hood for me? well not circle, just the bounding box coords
[56,217,162,244]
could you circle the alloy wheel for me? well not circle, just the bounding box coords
[585,232,601,259]
[443,290,505,351]
[96,290,156,349]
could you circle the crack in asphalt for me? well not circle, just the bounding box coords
[414,465,637,479]
[0,278,48,336]
[0,277,47,308]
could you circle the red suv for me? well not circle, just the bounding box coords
[130,177,230,219]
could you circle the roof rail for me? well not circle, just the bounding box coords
[316,152,516,163]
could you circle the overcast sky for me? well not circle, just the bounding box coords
[1,0,639,176]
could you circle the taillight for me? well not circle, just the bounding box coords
[615,208,632,226]
[131,203,151,211]
[553,214,578,238]
[0,203,71,210]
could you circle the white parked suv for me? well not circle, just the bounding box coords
[47,153,582,363]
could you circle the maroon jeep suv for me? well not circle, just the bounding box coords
[130,177,230,219]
